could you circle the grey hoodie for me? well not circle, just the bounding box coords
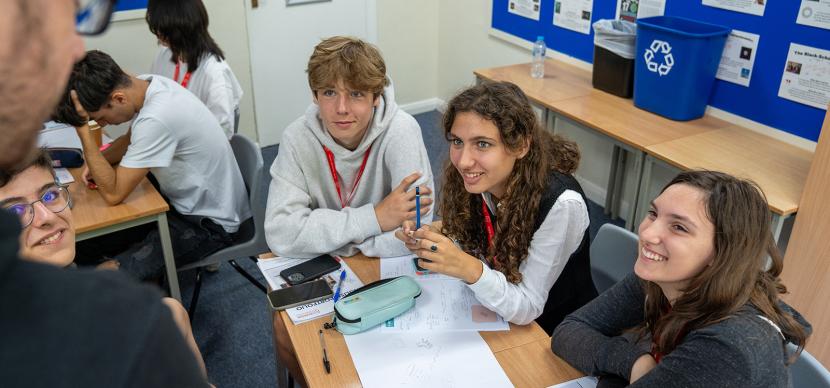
[264,84,434,258]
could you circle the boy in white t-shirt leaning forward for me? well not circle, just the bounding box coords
[265,36,434,259]
[53,50,251,280]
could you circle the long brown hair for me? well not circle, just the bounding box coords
[641,171,808,360]
[438,81,580,283]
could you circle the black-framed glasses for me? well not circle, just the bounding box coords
[3,185,72,228]
[76,0,117,36]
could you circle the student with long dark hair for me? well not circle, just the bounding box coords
[552,171,811,387]
[396,81,598,334]
[147,0,242,138]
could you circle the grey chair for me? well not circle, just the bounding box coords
[179,133,270,317]
[788,343,830,387]
[590,223,639,293]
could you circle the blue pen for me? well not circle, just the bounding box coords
[415,186,421,229]
[332,269,346,303]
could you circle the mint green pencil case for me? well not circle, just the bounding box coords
[333,276,421,335]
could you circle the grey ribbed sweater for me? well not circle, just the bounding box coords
[552,273,811,387]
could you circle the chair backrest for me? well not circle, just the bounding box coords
[229,133,269,254]
[590,223,639,293]
[789,344,830,388]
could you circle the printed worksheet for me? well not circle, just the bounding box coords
[508,0,541,21]
[797,0,830,30]
[716,29,760,87]
[616,0,665,22]
[702,0,766,16]
[345,328,513,388]
[548,376,599,388]
[778,43,830,110]
[553,0,594,35]
[380,255,509,332]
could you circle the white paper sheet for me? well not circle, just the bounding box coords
[380,255,509,332]
[38,121,113,149]
[256,256,364,324]
[508,0,541,21]
[553,0,594,35]
[778,43,830,110]
[344,328,513,388]
[54,168,75,185]
[617,0,665,22]
[716,29,760,87]
[702,0,766,17]
[548,376,598,388]
[797,0,830,30]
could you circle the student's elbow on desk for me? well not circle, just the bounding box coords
[99,189,129,206]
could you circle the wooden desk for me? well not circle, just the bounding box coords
[646,126,814,238]
[270,254,582,387]
[474,60,813,240]
[69,168,181,300]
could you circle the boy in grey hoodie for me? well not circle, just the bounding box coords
[265,36,434,259]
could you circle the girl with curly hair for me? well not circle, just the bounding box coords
[396,81,598,333]
[552,171,811,386]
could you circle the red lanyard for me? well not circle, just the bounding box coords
[481,199,500,266]
[173,62,192,88]
[323,145,372,209]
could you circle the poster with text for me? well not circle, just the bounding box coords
[553,0,594,34]
[778,43,830,110]
[509,0,542,21]
[616,0,665,22]
[702,0,766,17]
[716,30,760,87]
[797,0,830,30]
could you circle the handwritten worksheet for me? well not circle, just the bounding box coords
[380,255,509,332]
[344,328,513,388]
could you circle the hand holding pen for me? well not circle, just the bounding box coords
[374,172,432,232]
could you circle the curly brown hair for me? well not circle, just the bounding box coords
[638,171,808,361]
[438,82,580,284]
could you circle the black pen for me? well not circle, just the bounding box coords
[319,329,331,374]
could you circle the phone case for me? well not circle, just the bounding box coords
[266,279,333,311]
[280,255,341,285]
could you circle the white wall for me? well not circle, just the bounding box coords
[376,0,439,107]
[83,0,257,142]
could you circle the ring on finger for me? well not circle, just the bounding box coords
[430,244,438,252]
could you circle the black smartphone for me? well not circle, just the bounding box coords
[413,257,431,273]
[267,279,333,310]
[280,254,341,286]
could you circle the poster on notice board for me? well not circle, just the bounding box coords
[616,0,665,22]
[778,43,830,110]
[702,0,766,17]
[509,0,541,21]
[797,0,830,30]
[553,0,594,34]
[716,30,760,87]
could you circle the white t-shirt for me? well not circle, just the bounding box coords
[150,47,243,139]
[120,75,251,233]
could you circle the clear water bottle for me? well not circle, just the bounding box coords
[531,35,546,79]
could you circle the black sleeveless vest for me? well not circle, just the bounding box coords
[529,172,598,334]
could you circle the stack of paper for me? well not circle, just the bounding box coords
[256,256,363,325]
[342,254,512,387]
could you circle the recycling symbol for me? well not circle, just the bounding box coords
[644,39,674,76]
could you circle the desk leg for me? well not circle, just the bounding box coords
[628,153,649,232]
[605,146,621,217]
[771,213,789,244]
[547,110,559,135]
[157,212,181,301]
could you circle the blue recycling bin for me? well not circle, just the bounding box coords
[634,16,730,121]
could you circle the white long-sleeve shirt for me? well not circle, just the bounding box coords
[467,189,589,324]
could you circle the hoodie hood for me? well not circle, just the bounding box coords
[304,80,399,160]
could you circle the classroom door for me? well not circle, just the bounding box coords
[246,0,376,147]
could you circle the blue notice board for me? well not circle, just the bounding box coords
[115,0,147,12]
[492,0,830,142]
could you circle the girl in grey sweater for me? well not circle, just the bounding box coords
[552,171,811,387]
